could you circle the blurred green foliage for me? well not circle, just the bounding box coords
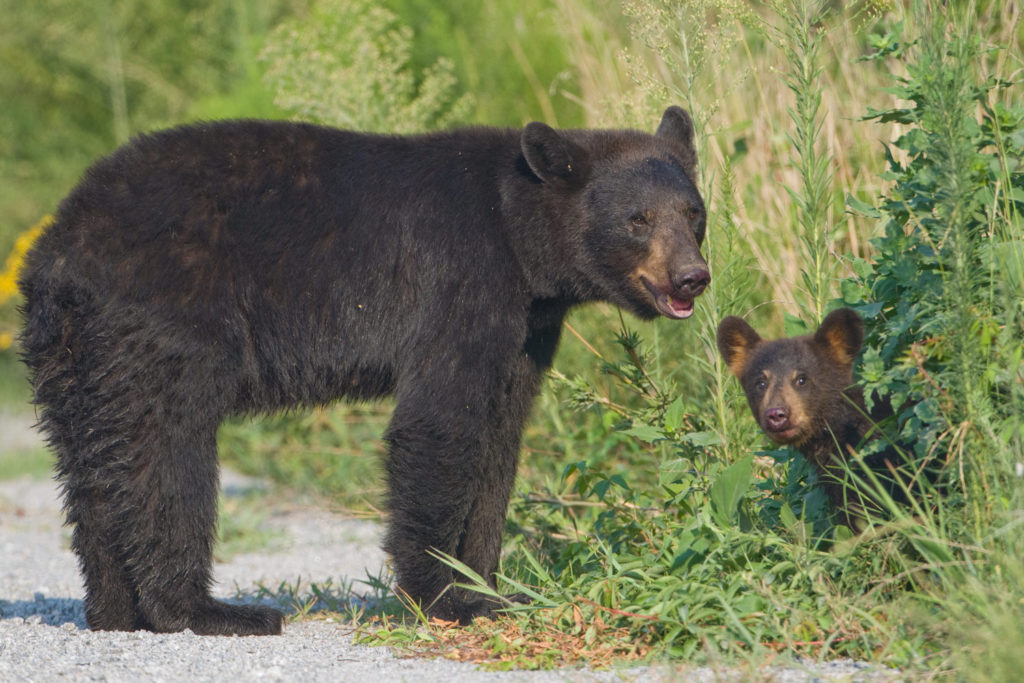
[0,0,296,235]
[261,0,474,132]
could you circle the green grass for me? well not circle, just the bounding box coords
[215,488,284,561]
[217,406,389,512]
[0,446,51,480]
[1,0,1022,677]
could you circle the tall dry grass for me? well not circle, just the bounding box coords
[556,0,1019,329]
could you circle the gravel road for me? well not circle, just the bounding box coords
[0,415,896,682]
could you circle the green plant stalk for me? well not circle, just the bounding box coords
[911,1,1002,466]
[643,2,761,460]
[98,0,129,146]
[700,160,758,457]
[707,200,736,452]
[778,0,835,323]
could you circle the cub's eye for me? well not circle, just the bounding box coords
[755,377,767,391]
[795,374,807,387]
[686,207,700,221]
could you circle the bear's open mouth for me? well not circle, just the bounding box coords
[640,277,695,319]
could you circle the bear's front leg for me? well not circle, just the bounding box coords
[448,353,544,620]
[383,354,541,624]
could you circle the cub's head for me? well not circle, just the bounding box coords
[716,308,865,447]
[521,106,709,320]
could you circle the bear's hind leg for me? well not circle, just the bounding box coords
[30,319,145,630]
[64,488,143,630]
[22,281,282,634]
[55,355,279,634]
[121,413,284,635]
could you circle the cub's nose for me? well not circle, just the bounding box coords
[764,407,789,431]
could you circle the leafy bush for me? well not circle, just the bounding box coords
[846,13,1024,494]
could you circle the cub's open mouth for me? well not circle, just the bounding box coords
[640,277,696,320]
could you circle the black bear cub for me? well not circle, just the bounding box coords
[717,308,907,528]
[19,107,709,634]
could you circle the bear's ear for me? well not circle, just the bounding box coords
[521,122,588,184]
[813,308,865,368]
[717,316,762,377]
[656,106,698,178]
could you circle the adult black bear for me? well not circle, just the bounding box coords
[716,309,913,528]
[19,107,709,634]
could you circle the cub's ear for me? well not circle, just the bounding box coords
[656,106,698,178]
[716,316,762,378]
[813,308,865,367]
[521,122,588,184]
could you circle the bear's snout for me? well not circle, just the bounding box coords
[761,403,805,444]
[764,406,790,431]
[672,267,710,298]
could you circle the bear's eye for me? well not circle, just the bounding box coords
[755,376,768,392]
[686,207,700,221]
[629,212,651,232]
[794,374,807,387]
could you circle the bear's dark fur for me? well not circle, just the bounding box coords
[717,308,909,528]
[19,107,709,634]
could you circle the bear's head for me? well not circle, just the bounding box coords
[520,106,709,320]
[716,308,865,448]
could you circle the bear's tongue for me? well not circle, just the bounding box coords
[651,290,694,319]
[640,277,695,319]
[661,292,695,319]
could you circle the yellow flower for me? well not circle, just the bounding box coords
[0,331,12,351]
[0,214,52,305]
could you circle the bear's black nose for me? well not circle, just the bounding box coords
[673,268,710,296]
[764,407,789,430]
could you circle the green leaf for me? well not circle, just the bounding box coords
[664,396,686,432]
[659,457,689,486]
[841,278,866,305]
[779,502,798,529]
[850,256,874,280]
[710,456,753,527]
[784,312,810,336]
[680,431,723,448]
[845,193,881,218]
[624,423,665,443]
